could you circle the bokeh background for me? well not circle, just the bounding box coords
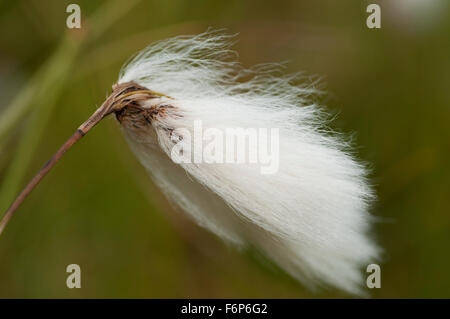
[0,0,449,298]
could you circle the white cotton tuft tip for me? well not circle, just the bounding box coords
[117,30,381,295]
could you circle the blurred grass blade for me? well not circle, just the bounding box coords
[0,0,142,217]
[0,72,40,143]
[0,0,142,143]
[0,38,79,213]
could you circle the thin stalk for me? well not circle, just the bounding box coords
[0,0,142,232]
[0,101,114,236]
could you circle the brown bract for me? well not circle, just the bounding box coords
[79,81,172,134]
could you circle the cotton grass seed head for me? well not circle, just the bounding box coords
[0,30,381,295]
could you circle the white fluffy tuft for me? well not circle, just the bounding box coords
[118,30,380,295]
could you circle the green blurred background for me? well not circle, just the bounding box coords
[0,0,449,298]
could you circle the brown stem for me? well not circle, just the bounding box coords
[0,81,147,236]
[0,106,111,236]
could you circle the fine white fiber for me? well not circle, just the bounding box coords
[117,30,380,295]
